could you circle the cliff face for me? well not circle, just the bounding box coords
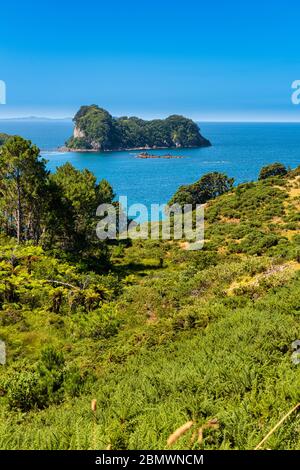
[73,126,85,139]
[66,105,211,151]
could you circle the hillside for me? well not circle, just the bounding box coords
[0,164,300,450]
[66,105,211,151]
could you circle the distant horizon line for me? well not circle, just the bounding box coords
[1,116,300,124]
[0,116,73,121]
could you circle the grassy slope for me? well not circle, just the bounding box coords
[0,170,300,450]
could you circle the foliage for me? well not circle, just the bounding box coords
[0,137,114,267]
[49,162,114,257]
[0,136,49,243]
[66,105,211,151]
[168,172,234,207]
[2,347,92,411]
[0,157,300,450]
[0,133,10,146]
[259,162,288,180]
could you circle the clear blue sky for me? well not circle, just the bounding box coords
[1,0,300,121]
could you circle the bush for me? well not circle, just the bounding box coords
[3,347,92,411]
[168,172,234,208]
[5,370,49,411]
[259,162,287,180]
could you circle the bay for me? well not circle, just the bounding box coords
[0,120,299,219]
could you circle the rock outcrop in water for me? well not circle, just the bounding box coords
[66,105,211,151]
[136,152,183,159]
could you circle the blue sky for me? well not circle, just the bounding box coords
[1,0,300,121]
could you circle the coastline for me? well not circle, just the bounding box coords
[58,143,211,153]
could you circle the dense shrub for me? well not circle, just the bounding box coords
[2,347,92,411]
[259,162,288,180]
[168,172,234,208]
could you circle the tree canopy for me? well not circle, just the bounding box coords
[0,136,114,268]
[168,172,234,208]
[258,162,288,180]
[0,136,49,243]
[50,163,114,255]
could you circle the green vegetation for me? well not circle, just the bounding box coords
[0,136,114,266]
[259,162,288,180]
[168,172,234,207]
[66,105,211,151]
[0,133,10,146]
[0,138,300,450]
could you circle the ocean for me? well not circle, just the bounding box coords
[0,120,300,217]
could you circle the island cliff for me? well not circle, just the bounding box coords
[65,105,211,151]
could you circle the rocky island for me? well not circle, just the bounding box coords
[136,152,183,159]
[65,105,211,152]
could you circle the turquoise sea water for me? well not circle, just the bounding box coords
[1,120,300,217]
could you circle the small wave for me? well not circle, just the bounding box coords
[41,151,68,156]
[202,160,230,164]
